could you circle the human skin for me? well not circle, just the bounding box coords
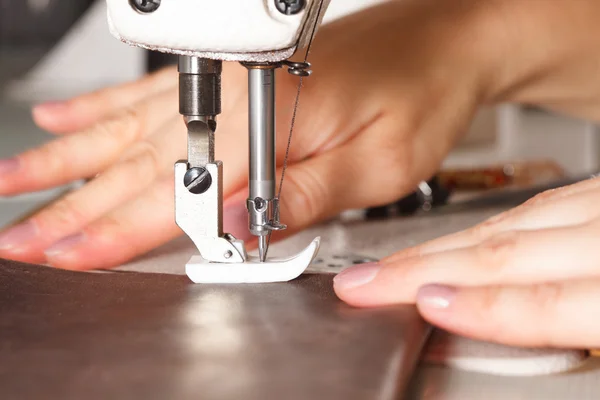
[2,0,600,347]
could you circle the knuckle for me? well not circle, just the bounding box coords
[95,107,144,143]
[89,214,123,238]
[527,283,564,347]
[393,246,422,260]
[530,283,563,317]
[117,106,145,139]
[480,286,503,311]
[476,284,564,347]
[523,189,555,207]
[469,212,510,241]
[40,196,87,231]
[34,140,66,172]
[29,137,77,177]
[125,141,163,177]
[475,231,520,273]
[478,287,513,341]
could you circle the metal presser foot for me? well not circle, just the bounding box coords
[175,56,320,284]
[175,162,321,284]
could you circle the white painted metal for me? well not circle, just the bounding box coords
[106,0,331,61]
[186,237,320,283]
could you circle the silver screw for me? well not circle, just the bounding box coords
[274,0,305,15]
[224,251,233,259]
[184,167,212,195]
[130,0,161,14]
[254,197,267,211]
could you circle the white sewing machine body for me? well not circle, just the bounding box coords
[2,0,599,396]
[105,0,331,283]
[106,0,331,62]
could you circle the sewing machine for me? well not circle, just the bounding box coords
[105,0,330,283]
[3,2,600,396]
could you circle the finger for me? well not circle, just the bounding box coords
[387,179,600,262]
[42,117,415,270]
[37,115,407,269]
[32,67,176,134]
[0,89,178,195]
[0,118,186,261]
[334,224,600,307]
[43,177,179,270]
[416,280,600,348]
[274,115,435,237]
[42,178,253,270]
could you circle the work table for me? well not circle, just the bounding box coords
[2,96,600,399]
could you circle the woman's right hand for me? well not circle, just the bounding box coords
[2,0,597,271]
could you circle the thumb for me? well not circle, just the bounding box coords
[276,117,423,234]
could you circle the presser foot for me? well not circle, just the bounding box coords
[186,237,321,284]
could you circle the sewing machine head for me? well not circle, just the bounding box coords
[104,0,330,282]
[106,0,330,62]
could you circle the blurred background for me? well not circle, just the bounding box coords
[0,0,96,87]
[1,0,599,227]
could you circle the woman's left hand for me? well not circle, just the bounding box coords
[334,176,600,349]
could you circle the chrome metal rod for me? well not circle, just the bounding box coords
[178,55,222,168]
[247,66,277,262]
[248,67,276,201]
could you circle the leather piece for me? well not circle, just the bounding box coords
[0,259,429,400]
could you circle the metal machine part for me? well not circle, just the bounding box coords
[106,0,332,63]
[275,0,306,15]
[175,162,245,264]
[176,56,245,264]
[245,63,287,262]
[186,237,320,284]
[109,1,328,279]
[129,0,161,14]
[174,56,314,277]
[247,65,276,203]
[178,56,221,169]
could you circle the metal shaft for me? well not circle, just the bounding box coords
[177,56,224,238]
[247,66,278,262]
[178,56,222,168]
[248,67,276,201]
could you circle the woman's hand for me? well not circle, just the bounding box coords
[335,177,600,349]
[0,0,491,269]
[0,67,189,268]
[3,0,600,275]
[333,0,600,349]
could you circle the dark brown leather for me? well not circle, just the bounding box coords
[0,259,429,400]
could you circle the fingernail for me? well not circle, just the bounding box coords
[0,221,38,251]
[223,202,253,242]
[333,262,381,290]
[417,284,457,310]
[45,233,86,257]
[0,157,20,175]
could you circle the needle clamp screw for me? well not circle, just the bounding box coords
[274,0,305,15]
[130,0,161,14]
[254,197,267,211]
